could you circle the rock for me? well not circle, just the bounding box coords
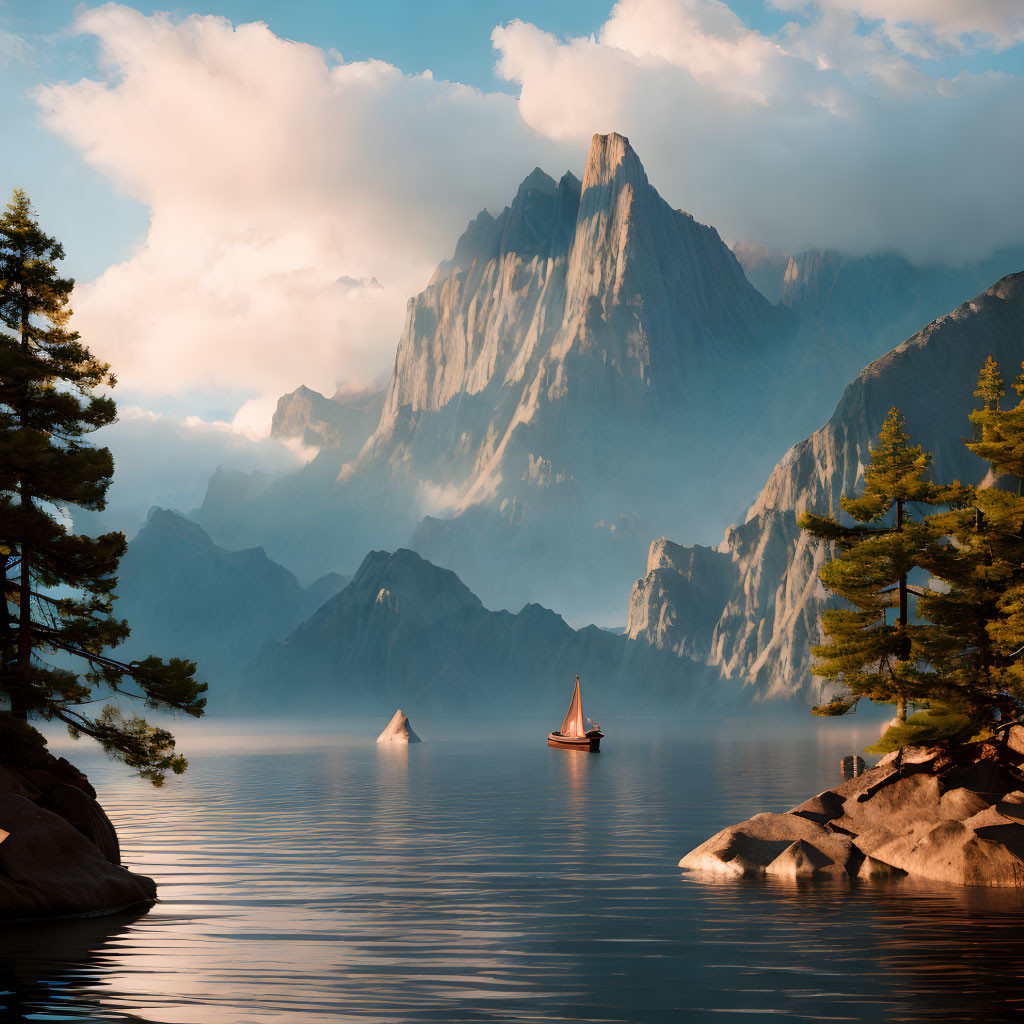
[376,709,421,744]
[39,783,120,865]
[790,790,846,824]
[902,820,1024,887]
[679,812,861,878]
[0,764,120,865]
[681,742,1024,888]
[765,838,850,878]
[1006,725,1024,760]
[0,794,155,920]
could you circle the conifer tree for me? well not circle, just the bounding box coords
[0,189,205,784]
[974,354,1005,411]
[967,355,1024,489]
[914,483,1024,719]
[800,408,938,722]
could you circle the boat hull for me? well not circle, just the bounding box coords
[547,731,602,751]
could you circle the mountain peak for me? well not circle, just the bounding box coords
[515,167,558,198]
[581,132,646,192]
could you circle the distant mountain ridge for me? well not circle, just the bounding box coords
[627,272,1024,701]
[241,546,728,714]
[114,509,349,700]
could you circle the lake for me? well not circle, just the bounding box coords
[3,713,1024,1022]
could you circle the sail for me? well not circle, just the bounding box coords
[560,676,585,737]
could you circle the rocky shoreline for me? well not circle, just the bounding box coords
[681,727,1024,886]
[0,757,155,921]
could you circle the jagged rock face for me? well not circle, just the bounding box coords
[271,386,384,459]
[195,133,797,619]
[367,132,788,501]
[631,272,1024,701]
[626,538,734,659]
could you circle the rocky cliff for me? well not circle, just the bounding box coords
[192,134,1013,625]
[271,386,384,458]
[629,272,1024,701]
[195,133,802,620]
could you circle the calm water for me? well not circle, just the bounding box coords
[3,714,1024,1023]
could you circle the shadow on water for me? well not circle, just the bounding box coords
[0,907,155,1022]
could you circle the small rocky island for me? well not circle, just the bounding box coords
[0,745,155,920]
[376,709,421,744]
[681,729,1024,886]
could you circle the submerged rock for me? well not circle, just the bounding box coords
[680,737,1024,887]
[376,709,421,744]
[0,763,155,920]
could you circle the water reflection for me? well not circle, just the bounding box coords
[4,717,1022,1023]
[0,908,152,1022]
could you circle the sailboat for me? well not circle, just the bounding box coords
[548,675,603,751]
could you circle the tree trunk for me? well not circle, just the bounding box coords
[896,498,910,660]
[896,694,907,724]
[12,285,30,720]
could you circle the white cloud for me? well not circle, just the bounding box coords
[33,0,1024,422]
[492,0,1024,263]
[773,1,1024,54]
[36,5,574,403]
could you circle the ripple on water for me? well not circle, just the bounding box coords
[2,717,1024,1023]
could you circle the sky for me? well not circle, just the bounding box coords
[1,0,1022,530]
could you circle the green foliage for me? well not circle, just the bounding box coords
[974,354,1005,411]
[0,189,206,783]
[802,360,1024,753]
[1014,361,1024,399]
[799,407,939,723]
[866,709,974,755]
[967,355,1024,479]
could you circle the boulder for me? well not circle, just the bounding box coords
[789,790,845,825]
[0,794,155,920]
[1006,725,1024,761]
[679,812,862,878]
[0,764,120,864]
[376,709,421,744]
[681,741,1024,888]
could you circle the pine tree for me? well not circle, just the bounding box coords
[914,484,1024,720]
[974,354,1005,411]
[967,356,1024,489]
[799,408,938,723]
[0,189,205,784]
[1014,361,1024,399]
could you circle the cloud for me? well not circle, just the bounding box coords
[492,0,1024,263]
[74,405,306,539]
[773,1,1024,54]
[36,5,574,402]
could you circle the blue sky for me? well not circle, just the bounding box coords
[2,2,1022,282]
[1,0,1022,414]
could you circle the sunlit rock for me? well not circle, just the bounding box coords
[376,709,421,744]
[679,811,860,878]
[681,741,1024,887]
